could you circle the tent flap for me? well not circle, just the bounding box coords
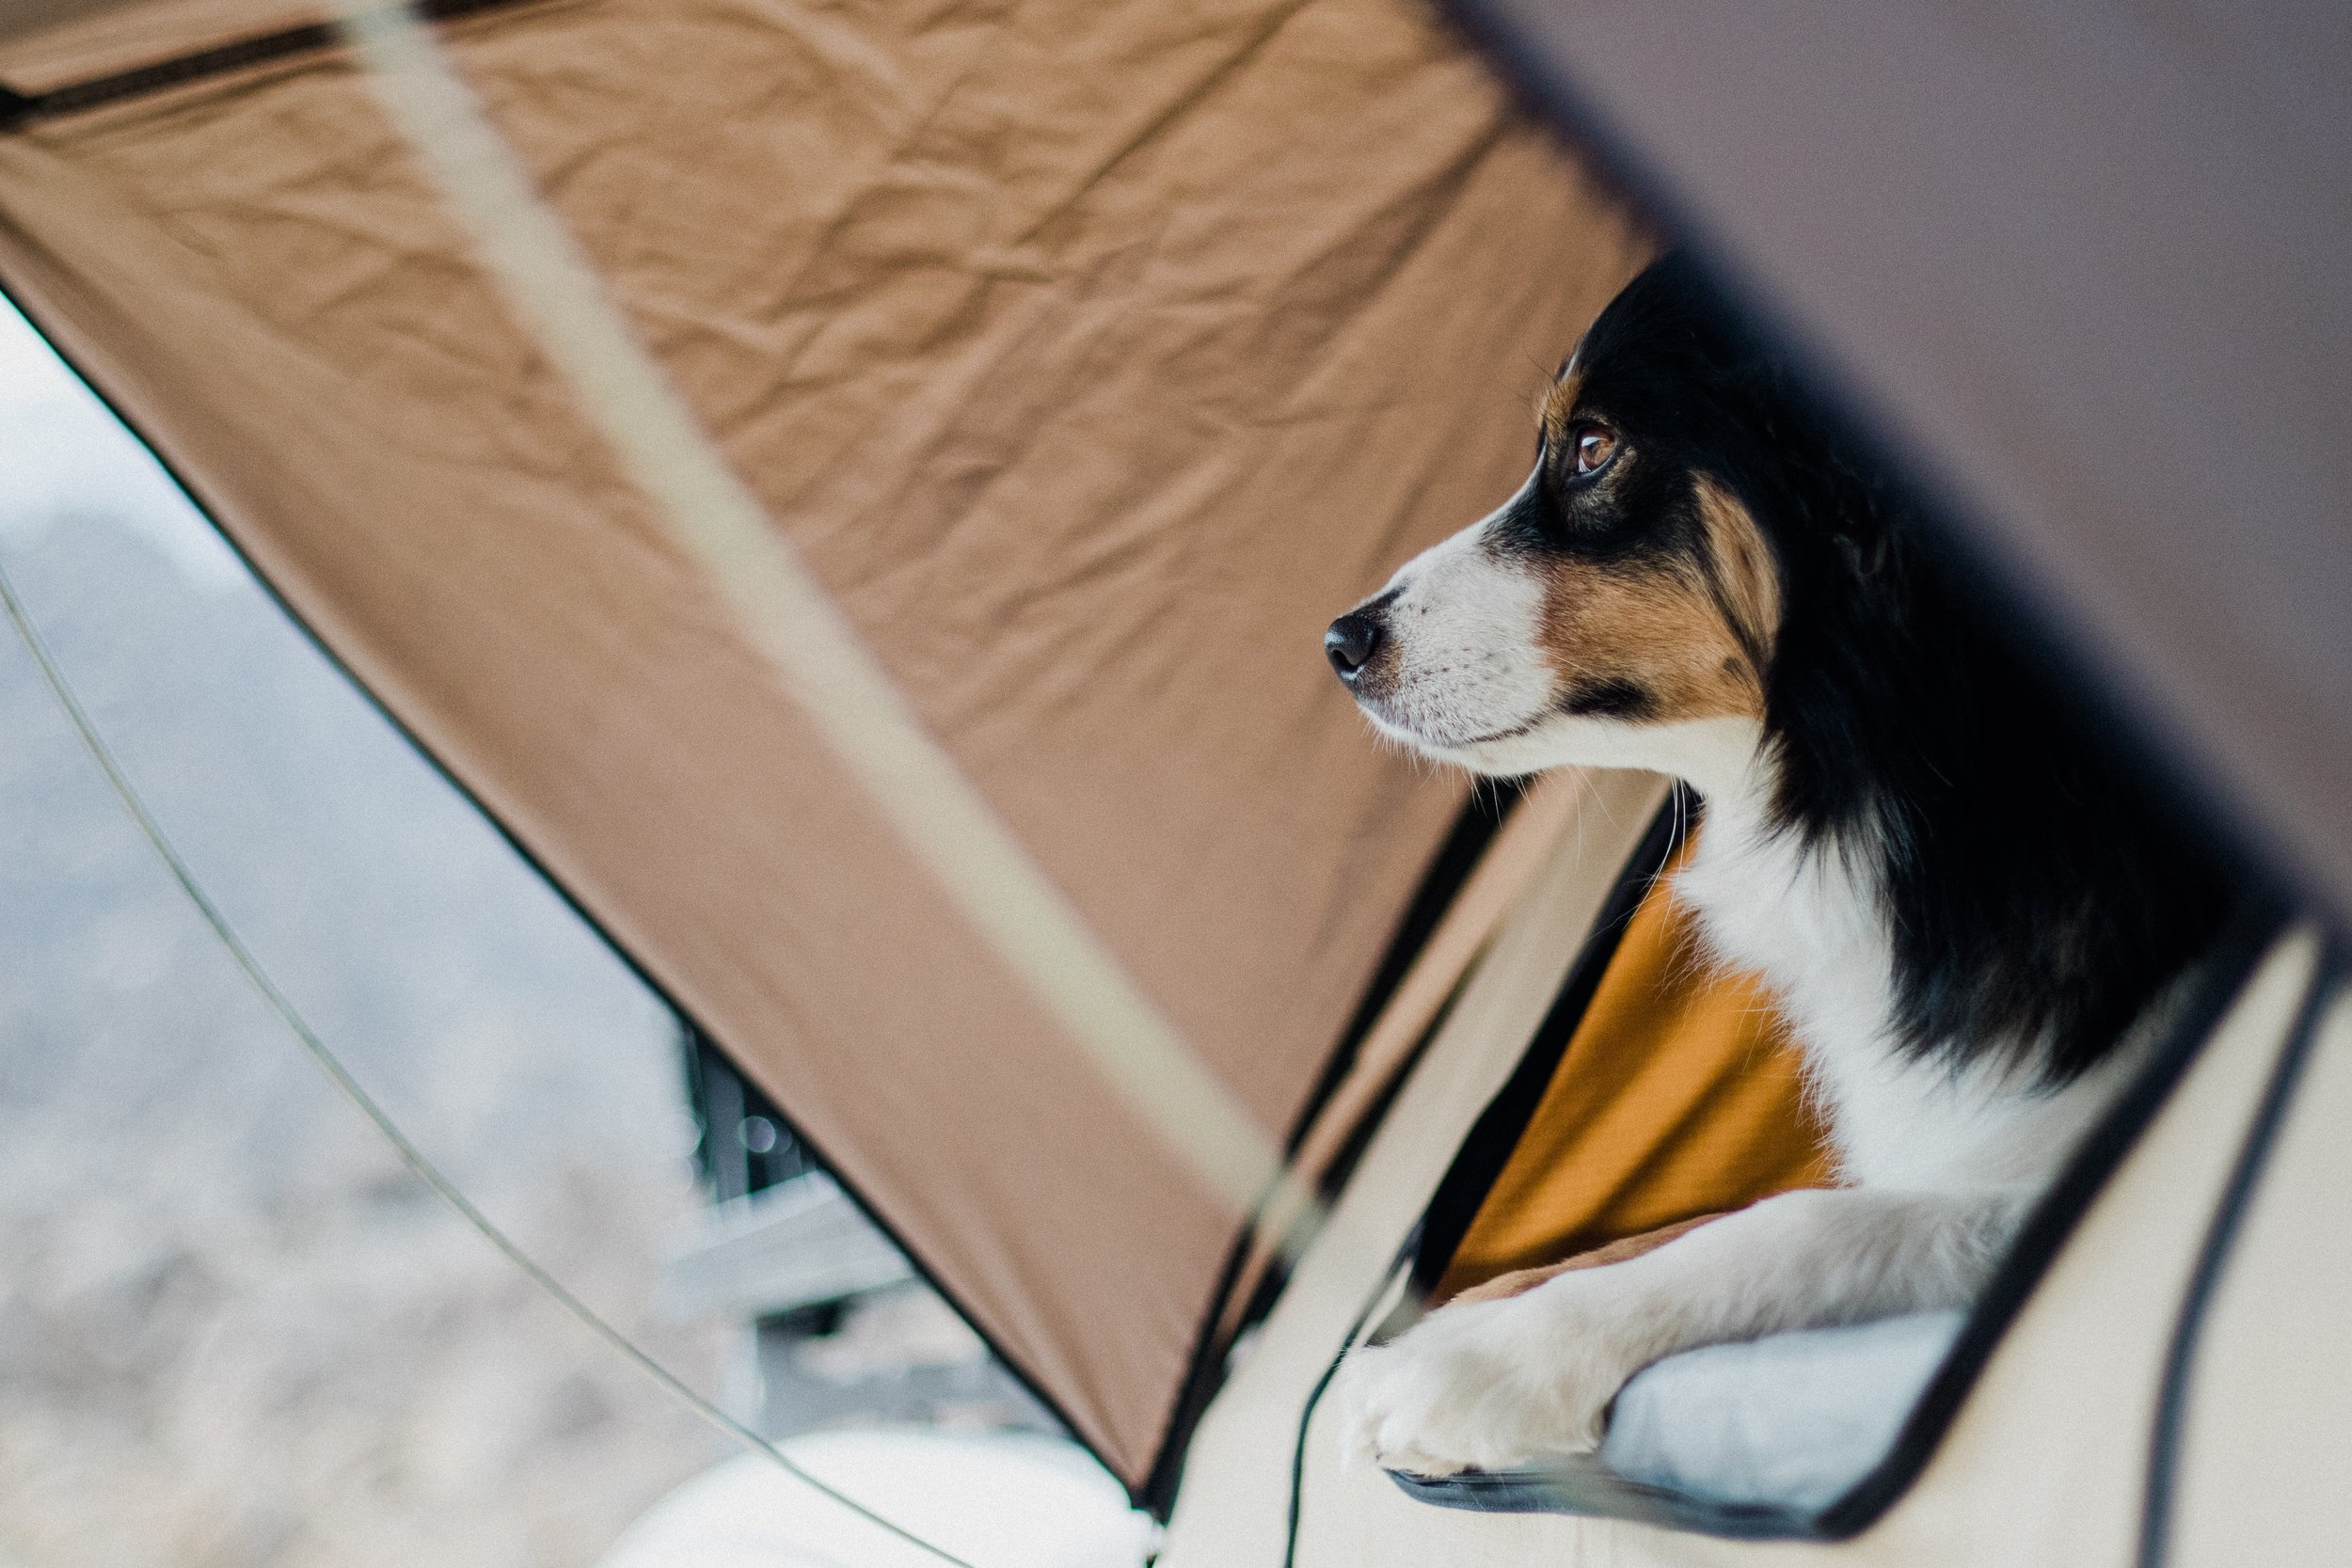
[0,0,1645,1481]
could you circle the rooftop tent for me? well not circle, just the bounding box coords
[8,0,2344,1557]
[0,0,1651,1487]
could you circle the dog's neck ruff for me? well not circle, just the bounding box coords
[1670,748,2102,1191]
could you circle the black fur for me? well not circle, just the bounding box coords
[1561,675,1658,721]
[1530,254,2233,1084]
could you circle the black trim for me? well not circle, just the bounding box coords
[1391,1452,1812,1536]
[1288,779,1526,1162]
[1137,1227,1258,1519]
[1285,1338,1355,1568]
[0,281,1108,1475]
[1409,786,1691,1295]
[1378,895,2291,1539]
[0,0,540,131]
[1814,896,2284,1536]
[1276,797,1692,1562]
[1285,1267,1419,1568]
[1308,983,1469,1218]
[1137,779,1524,1518]
[1156,970,1480,1517]
[2137,941,2343,1568]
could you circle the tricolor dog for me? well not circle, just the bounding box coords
[1327,254,2229,1477]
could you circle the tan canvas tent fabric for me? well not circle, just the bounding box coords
[0,0,1650,1484]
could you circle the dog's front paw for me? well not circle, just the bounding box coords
[1333,1279,1645,1477]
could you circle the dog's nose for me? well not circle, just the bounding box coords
[1325,612,1382,678]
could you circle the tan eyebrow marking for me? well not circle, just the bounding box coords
[1538,364,1587,451]
[1518,477,1781,727]
[1692,475,1782,689]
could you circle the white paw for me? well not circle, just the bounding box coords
[1333,1278,1647,1477]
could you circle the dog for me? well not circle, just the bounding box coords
[1325,253,2230,1478]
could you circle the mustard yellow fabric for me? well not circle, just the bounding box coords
[1438,839,1833,1299]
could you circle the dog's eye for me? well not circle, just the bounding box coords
[1570,422,1618,478]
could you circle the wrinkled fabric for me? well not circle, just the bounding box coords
[0,0,1644,1481]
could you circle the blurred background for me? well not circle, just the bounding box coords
[0,298,1070,1568]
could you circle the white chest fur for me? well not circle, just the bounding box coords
[1672,764,2121,1193]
